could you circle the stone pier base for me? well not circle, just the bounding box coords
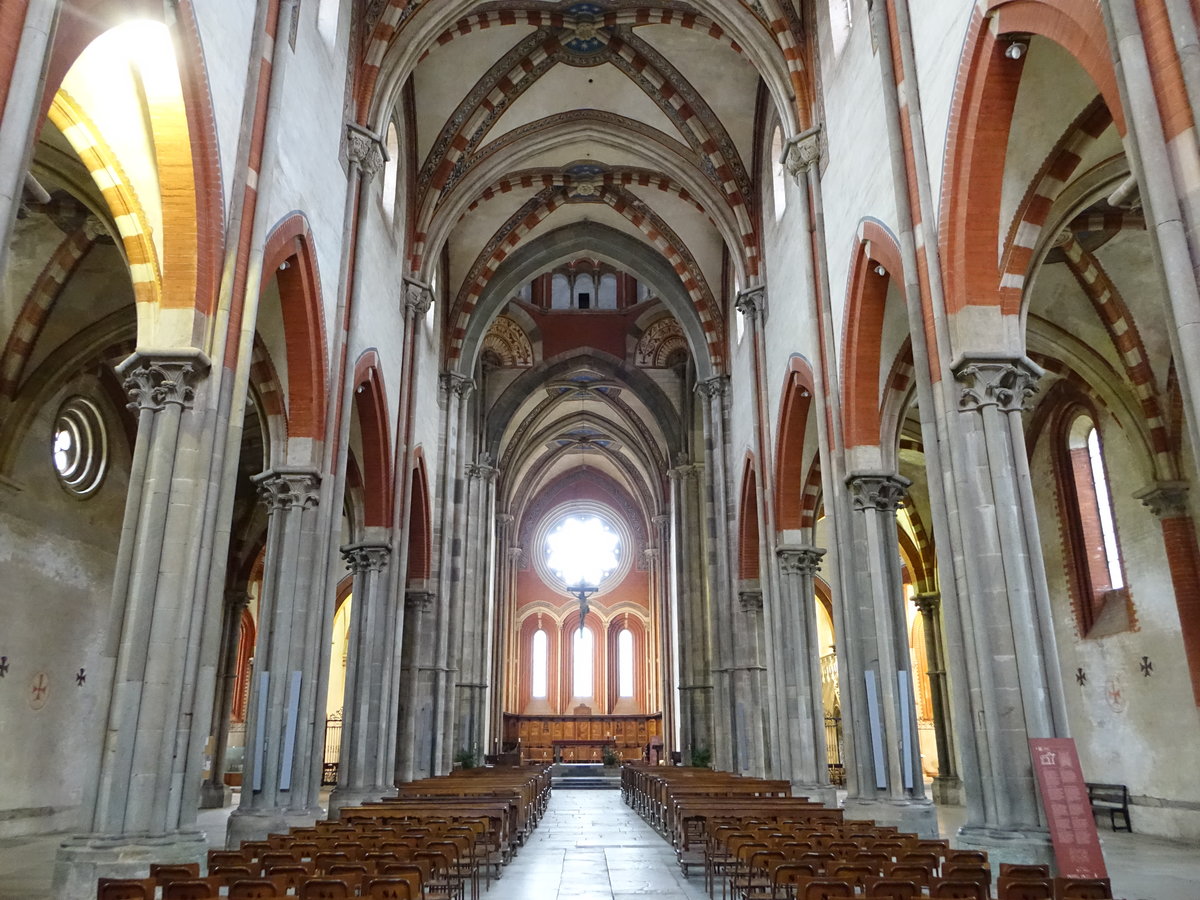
[843,798,939,837]
[225,806,325,847]
[955,824,1055,872]
[53,831,208,900]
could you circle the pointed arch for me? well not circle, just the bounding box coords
[261,214,329,441]
[407,450,432,583]
[843,224,901,449]
[351,350,394,529]
[775,356,816,531]
[941,2,1121,315]
[738,456,761,581]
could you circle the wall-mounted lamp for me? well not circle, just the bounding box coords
[874,264,887,277]
[278,259,292,271]
[1005,39,1028,60]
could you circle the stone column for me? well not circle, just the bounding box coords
[1135,483,1200,704]
[488,515,515,752]
[328,541,392,815]
[911,592,962,804]
[433,373,474,773]
[226,468,327,844]
[396,589,436,782]
[669,459,713,761]
[776,547,835,804]
[455,458,498,761]
[651,514,674,747]
[732,589,769,777]
[842,474,935,834]
[55,353,212,897]
[200,591,250,809]
[697,377,736,770]
[950,356,1066,863]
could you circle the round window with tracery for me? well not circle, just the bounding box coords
[52,397,108,497]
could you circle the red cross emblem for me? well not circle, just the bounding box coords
[30,672,48,710]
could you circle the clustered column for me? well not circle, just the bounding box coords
[329,541,392,814]
[911,592,961,804]
[227,468,326,843]
[397,589,436,782]
[200,591,251,809]
[775,546,834,802]
[732,589,769,776]
[842,473,934,834]
[950,356,1066,859]
[668,459,712,762]
[55,352,212,898]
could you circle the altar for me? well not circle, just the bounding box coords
[502,713,663,764]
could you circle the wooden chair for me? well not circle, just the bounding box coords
[802,880,854,900]
[228,877,287,899]
[998,879,1054,900]
[1000,864,1050,879]
[1055,877,1113,899]
[864,879,920,900]
[941,863,991,890]
[827,862,878,889]
[772,863,819,899]
[298,877,354,899]
[263,864,311,893]
[364,876,420,900]
[930,882,987,899]
[162,877,222,899]
[207,849,251,868]
[97,878,157,900]
[944,850,988,866]
[151,863,202,882]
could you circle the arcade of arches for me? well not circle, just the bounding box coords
[2,0,1200,895]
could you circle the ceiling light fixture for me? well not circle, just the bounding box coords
[1005,39,1028,60]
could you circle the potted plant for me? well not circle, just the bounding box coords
[454,747,477,770]
[689,746,712,769]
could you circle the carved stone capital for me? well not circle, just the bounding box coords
[696,375,730,400]
[440,371,475,399]
[735,286,766,322]
[346,124,386,181]
[224,590,251,613]
[668,464,702,483]
[738,590,764,612]
[777,545,825,578]
[342,542,391,574]
[507,547,525,564]
[404,589,435,613]
[253,467,321,512]
[953,355,1044,413]
[652,514,670,530]
[846,472,910,512]
[643,547,660,567]
[118,349,210,412]
[1134,481,1191,519]
[403,278,433,318]
[467,452,498,481]
[496,513,515,529]
[912,591,942,617]
[785,127,822,182]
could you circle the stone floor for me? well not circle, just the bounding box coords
[2,789,1199,899]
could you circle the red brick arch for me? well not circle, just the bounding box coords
[351,350,393,529]
[775,357,816,531]
[738,456,761,581]
[406,450,432,583]
[843,224,902,450]
[261,214,328,441]
[941,1,1120,316]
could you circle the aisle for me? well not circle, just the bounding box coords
[488,789,707,900]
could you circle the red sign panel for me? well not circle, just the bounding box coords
[1029,738,1108,879]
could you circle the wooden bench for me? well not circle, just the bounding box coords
[1085,782,1131,832]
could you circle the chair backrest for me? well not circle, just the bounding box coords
[941,863,991,885]
[298,877,353,899]
[999,864,1050,879]
[151,863,201,882]
[365,876,419,900]
[829,862,877,884]
[97,877,157,900]
[228,877,286,899]
[1056,877,1113,899]
[945,850,987,866]
[865,879,920,900]
[803,879,855,900]
[930,882,987,899]
[885,863,932,886]
[997,878,1054,900]
[208,850,250,868]
[162,877,221,900]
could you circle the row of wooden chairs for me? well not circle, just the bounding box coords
[97,766,552,900]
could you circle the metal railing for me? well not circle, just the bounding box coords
[322,709,342,786]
